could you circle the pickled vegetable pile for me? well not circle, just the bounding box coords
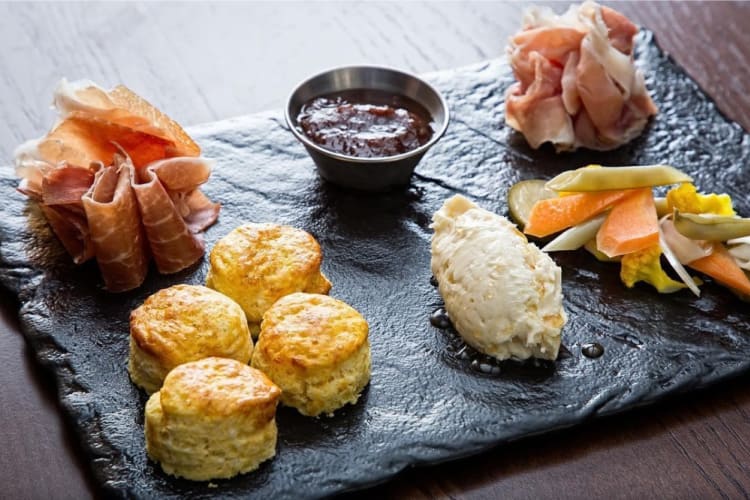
[509,165,750,299]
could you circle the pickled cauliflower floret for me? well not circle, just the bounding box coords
[430,195,567,361]
[619,245,687,293]
[666,183,734,216]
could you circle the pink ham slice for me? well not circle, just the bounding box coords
[576,40,627,143]
[600,6,638,54]
[505,1,657,152]
[132,158,212,274]
[509,27,585,91]
[82,163,149,292]
[506,52,574,149]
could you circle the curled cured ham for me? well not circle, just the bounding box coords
[132,158,216,274]
[505,2,658,151]
[14,80,220,292]
[82,156,150,291]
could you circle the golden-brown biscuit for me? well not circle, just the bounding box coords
[205,223,332,335]
[128,284,253,394]
[145,357,281,481]
[251,293,370,417]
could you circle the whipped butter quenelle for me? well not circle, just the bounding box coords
[430,195,567,361]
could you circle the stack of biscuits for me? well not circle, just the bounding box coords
[128,223,371,481]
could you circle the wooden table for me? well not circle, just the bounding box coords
[2,2,749,498]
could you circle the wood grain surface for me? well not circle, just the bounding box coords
[1,2,749,499]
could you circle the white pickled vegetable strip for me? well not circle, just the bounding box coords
[727,236,750,270]
[728,236,750,245]
[658,221,701,297]
[542,213,607,252]
[659,217,713,264]
[728,245,750,270]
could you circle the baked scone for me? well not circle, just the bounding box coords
[205,223,332,335]
[145,357,281,481]
[251,293,370,417]
[129,284,253,394]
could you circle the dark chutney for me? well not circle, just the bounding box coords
[296,89,434,158]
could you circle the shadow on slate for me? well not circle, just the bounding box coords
[1,31,750,498]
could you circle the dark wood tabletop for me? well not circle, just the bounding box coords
[2,2,749,498]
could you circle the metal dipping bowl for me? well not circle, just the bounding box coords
[285,66,450,191]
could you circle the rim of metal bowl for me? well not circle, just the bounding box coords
[285,64,450,164]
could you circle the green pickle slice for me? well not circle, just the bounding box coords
[507,179,556,229]
[673,210,750,241]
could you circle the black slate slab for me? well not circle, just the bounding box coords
[1,32,749,498]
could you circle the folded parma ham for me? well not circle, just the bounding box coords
[505,1,658,152]
[14,80,220,292]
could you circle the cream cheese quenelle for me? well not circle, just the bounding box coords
[430,195,567,361]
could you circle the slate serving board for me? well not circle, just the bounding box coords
[1,31,750,498]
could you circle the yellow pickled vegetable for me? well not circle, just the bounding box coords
[620,245,687,293]
[666,183,734,215]
[546,164,692,192]
[557,164,601,197]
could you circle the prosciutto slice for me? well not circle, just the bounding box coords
[54,79,201,158]
[505,52,574,149]
[82,162,150,292]
[506,1,657,151]
[146,157,220,232]
[42,165,96,206]
[25,165,99,264]
[176,189,221,233]
[39,204,95,264]
[132,157,214,274]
